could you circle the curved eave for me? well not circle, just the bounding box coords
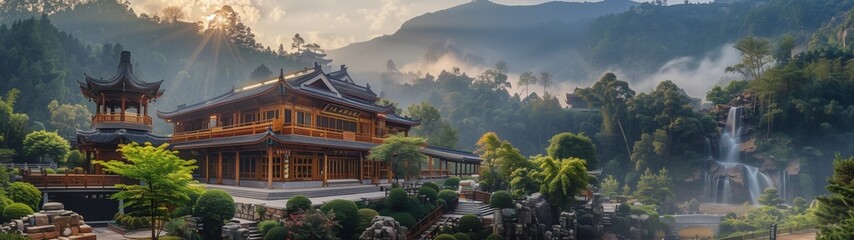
[76,128,170,147]
[79,72,164,98]
[157,83,274,119]
[385,114,421,126]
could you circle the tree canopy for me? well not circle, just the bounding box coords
[367,135,427,182]
[23,130,68,163]
[95,142,202,240]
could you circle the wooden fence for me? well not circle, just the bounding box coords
[717,224,815,240]
[407,205,445,240]
[22,172,124,189]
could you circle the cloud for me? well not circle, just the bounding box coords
[269,6,286,21]
[357,0,413,31]
[630,44,742,100]
[304,32,358,50]
[128,0,261,23]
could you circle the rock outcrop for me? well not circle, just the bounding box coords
[1,202,95,240]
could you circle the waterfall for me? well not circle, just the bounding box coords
[721,176,731,203]
[706,106,781,205]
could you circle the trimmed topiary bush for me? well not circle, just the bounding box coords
[8,182,42,211]
[389,212,416,228]
[0,197,12,221]
[453,232,472,240]
[4,203,33,221]
[444,177,461,189]
[419,186,439,204]
[438,190,458,210]
[357,208,379,231]
[466,232,481,240]
[320,199,359,238]
[459,214,482,233]
[486,233,503,240]
[264,226,287,240]
[386,188,409,211]
[438,199,448,211]
[257,220,282,236]
[285,195,312,213]
[423,182,440,192]
[489,190,513,209]
[434,234,457,240]
[194,190,235,240]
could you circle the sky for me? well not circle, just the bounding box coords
[126,0,713,51]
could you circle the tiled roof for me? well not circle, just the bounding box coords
[76,128,169,146]
[78,51,164,99]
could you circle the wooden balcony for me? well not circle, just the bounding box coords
[22,172,126,189]
[171,118,387,144]
[93,113,152,125]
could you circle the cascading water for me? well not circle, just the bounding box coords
[707,106,779,205]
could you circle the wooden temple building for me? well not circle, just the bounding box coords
[157,63,482,189]
[76,51,169,174]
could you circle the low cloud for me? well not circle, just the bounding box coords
[269,6,286,21]
[630,44,741,100]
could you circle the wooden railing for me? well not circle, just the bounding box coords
[717,224,815,240]
[420,170,450,177]
[23,172,124,189]
[172,118,387,144]
[171,119,281,142]
[407,205,445,240]
[93,113,152,125]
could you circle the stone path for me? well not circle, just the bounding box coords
[92,227,167,240]
[231,191,388,209]
[777,231,816,240]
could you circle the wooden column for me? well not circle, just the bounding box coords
[444,161,449,177]
[267,147,274,189]
[217,151,223,184]
[428,157,434,178]
[205,153,210,184]
[359,156,364,180]
[323,154,329,187]
[120,95,126,121]
[234,151,240,186]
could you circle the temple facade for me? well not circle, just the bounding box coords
[76,51,169,174]
[158,64,482,189]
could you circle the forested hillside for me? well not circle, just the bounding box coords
[0,0,317,134]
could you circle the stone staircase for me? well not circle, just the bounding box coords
[247,224,262,240]
[453,201,495,216]
[206,183,385,200]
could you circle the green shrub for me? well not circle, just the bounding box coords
[466,232,481,240]
[444,177,461,189]
[357,208,379,231]
[285,195,312,213]
[120,216,132,227]
[489,190,514,208]
[406,197,427,219]
[8,182,42,211]
[4,203,33,220]
[0,196,13,221]
[434,234,457,240]
[617,203,631,216]
[257,220,282,236]
[320,199,359,237]
[423,182,440,192]
[439,190,458,210]
[419,186,439,204]
[386,188,409,211]
[454,232,472,240]
[264,226,287,240]
[0,232,28,240]
[438,199,448,211]
[389,212,416,228]
[459,214,482,232]
[44,168,56,174]
[194,190,235,239]
[485,233,503,240]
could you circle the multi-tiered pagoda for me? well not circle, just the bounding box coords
[76,51,169,174]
